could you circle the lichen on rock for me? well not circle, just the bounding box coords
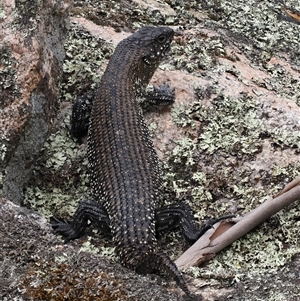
[2,0,300,300]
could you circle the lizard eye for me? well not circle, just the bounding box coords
[157,35,166,43]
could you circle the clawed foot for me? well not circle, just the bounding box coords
[143,83,175,108]
[50,216,79,242]
[200,214,235,236]
[152,83,175,105]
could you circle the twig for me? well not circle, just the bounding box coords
[273,176,300,197]
[175,181,300,269]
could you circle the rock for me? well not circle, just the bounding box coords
[0,197,190,301]
[0,0,70,204]
[132,0,176,16]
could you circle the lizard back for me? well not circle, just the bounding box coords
[87,27,174,267]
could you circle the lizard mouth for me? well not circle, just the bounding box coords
[133,26,174,66]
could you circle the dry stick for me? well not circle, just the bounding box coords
[273,176,300,197]
[175,184,300,269]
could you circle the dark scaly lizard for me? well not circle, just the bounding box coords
[52,26,230,299]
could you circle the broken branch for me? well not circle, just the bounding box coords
[176,180,300,269]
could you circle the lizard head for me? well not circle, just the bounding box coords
[132,26,174,66]
[126,26,174,90]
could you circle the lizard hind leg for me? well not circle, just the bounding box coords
[51,199,110,242]
[155,201,202,243]
[155,201,234,243]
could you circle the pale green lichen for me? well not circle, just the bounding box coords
[0,137,8,161]
[0,45,20,101]
[0,3,6,20]
[207,211,299,277]
[54,253,71,264]
[72,0,177,29]
[79,238,101,254]
[79,236,116,261]
[209,0,300,53]
[61,22,113,102]
[171,35,228,75]
[12,0,42,34]
[165,93,265,209]
[196,95,263,155]
[165,85,300,279]
[24,186,83,218]
[0,46,20,193]
[23,125,89,218]
[270,128,300,149]
[171,103,196,128]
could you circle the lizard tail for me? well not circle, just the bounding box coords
[145,252,196,299]
[120,247,195,298]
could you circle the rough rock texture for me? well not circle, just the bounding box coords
[1,0,300,300]
[0,198,192,301]
[0,0,70,204]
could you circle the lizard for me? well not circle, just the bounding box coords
[52,26,231,299]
